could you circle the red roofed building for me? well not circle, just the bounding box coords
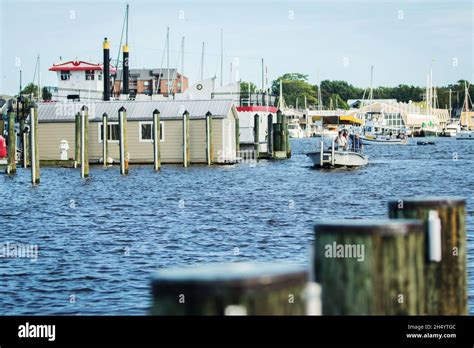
[48,60,116,101]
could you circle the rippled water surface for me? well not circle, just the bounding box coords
[1,137,473,314]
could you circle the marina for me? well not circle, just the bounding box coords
[0,0,473,344]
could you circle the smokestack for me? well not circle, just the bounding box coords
[103,38,110,101]
[122,44,129,95]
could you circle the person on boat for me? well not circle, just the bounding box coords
[335,130,348,150]
[349,133,363,152]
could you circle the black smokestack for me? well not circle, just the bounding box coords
[122,44,129,95]
[103,37,110,101]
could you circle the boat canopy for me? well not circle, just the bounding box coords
[311,115,364,125]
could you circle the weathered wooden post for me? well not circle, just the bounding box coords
[7,109,17,174]
[19,116,27,168]
[74,112,81,168]
[152,109,161,171]
[102,113,108,167]
[205,111,213,165]
[22,129,29,168]
[0,119,4,137]
[80,106,89,178]
[235,116,240,154]
[273,123,281,153]
[267,113,273,157]
[388,197,467,315]
[29,105,40,184]
[314,220,425,315]
[151,263,308,315]
[285,115,291,159]
[280,114,287,155]
[118,106,128,175]
[182,110,190,167]
[253,114,259,156]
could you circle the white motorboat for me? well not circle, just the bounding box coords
[360,134,408,145]
[456,130,474,140]
[307,139,368,168]
[288,122,305,138]
[312,125,339,139]
[444,123,460,137]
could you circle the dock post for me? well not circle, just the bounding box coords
[205,111,213,165]
[22,131,29,168]
[80,106,89,178]
[388,197,467,315]
[319,140,324,167]
[273,123,281,153]
[182,110,190,167]
[314,220,425,315]
[74,112,81,168]
[331,138,335,166]
[235,116,240,155]
[253,114,259,156]
[285,115,291,158]
[19,117,27,168]
[30,105,40,184]
[267,114,273,157]
[102,113,108,167]
[280,115,287,155]
[152,109,161,171]
[7,109,17,174]
[0,119,4,137]
[151,263,308,315]
[118,106,128,175]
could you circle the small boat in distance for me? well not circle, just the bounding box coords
[361,134,408,145]
[288,121,305,138]
[456,82,474,140]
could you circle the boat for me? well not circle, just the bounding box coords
[417,141,435,145]
[444,123,460,137]
[361,134,408,145]
[456,82,474,140]
[312,124,339,138]
[456,130,474,140]
[307,148,368,168]
[287,121,305,138]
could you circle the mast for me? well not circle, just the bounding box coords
[200,42,205,81]
[369,65,374,100]
[279,79,283,109]
[317,70,322,111]
[181,36,185,93]
[166,27,170,93]
[449,88,452,119]
[261,58,264,90]
[220,28,223,86]
[38,54,41,102]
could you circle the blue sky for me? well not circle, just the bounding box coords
[0,0,472,95]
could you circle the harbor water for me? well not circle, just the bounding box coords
[1,137,473,315]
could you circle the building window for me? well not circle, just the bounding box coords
[60,70,71,80]
[99,122,120,143]
[144,81,150,87]
[139,121,164,142]
[85,70,95,81]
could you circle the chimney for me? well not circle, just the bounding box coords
[122,44,129,95]
[103,38,110,101]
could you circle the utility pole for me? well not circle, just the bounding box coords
[200,42,205,81]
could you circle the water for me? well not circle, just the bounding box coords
[1,137,473,315]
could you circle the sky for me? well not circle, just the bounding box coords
[0,0,473,96]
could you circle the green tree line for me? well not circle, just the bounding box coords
[241,74,472,110]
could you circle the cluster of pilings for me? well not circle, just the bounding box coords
[254,109,291,160]
[150,197,466,315]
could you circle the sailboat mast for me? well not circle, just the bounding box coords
[181,36,185,93]
[220,28,223,87]
[369,65,374,100]
[200,42,205,81]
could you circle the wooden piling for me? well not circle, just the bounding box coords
[273,123,281,153]
[267,113,273,156]
[30,105,40,184]
[118,106,128,175]
[253,114,260,155]
[151,263,308,315]
[153,109,161,171]
[280,115,287,155]
[19,118,27,168]
[0,119,4,137]
[205,111,213,165]
[314,220,425,315]
[388,197,467,315]
[7,110,16,174]
[285,115,291,158]
[182,111,190,167]
[80,106,89,178]
[235,116,240,153]
[102,113,108,167]
[74,112,81,168]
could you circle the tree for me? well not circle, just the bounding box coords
[21,83,39,97]
[240,81,257,94]
[42,87,52,101]
[271,73,317,108]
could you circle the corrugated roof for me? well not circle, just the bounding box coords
[37,99,235,122]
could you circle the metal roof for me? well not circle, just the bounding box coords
[37,99,236,122]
